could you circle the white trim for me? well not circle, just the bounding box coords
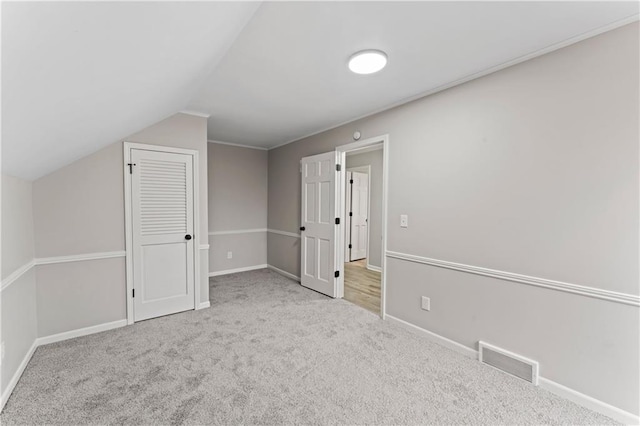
[386,250,640,307]
[336,135,389,318]
[366,264,382,273]
[385,314,640,424]
[209,228,267,236]
[0,341,37,412]
[267,228,301,239]
[385,314,477,359]
[539,378,639,425]
[197,301,211,310]
[268,15,640,152]
[123,142,201,325]
[36,319,128,346]
[124,143,134,325]
[478,340,539,386]
[199,244,210,250]
[1,260,36,292]
[208,140,269,151]
[36,251,126,266]
[209,264,268,277]
[267,264,301,282]
[179,110,210,119]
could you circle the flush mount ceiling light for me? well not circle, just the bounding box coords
[348,50,387,75]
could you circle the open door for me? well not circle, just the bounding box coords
[349,171,369,261]
[300,152,339,298]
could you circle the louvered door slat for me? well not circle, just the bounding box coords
[138,159,187,236]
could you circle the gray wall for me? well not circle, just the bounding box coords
[208,143,268,273]
[267,22,639,414]
[346,149,383,269]
[32,112,209,336]
[1,174,38,400]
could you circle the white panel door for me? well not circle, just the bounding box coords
[131,149,195,321]
[300,152,338,298]
[350,171,369,261]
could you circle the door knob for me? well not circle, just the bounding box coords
[300,226,306,231]
[185,234,192,240]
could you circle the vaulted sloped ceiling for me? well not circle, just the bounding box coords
[2,2,638,180]
[1,1,260,180]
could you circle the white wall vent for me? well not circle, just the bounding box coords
[478,341,539,385]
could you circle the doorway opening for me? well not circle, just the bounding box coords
[298,134,388,317]
[343,147,383,314]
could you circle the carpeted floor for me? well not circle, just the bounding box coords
[1,269,617,425]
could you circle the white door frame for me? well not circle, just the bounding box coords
[345,165,371,264]
[336,135,389,318]
[123,142,200,325]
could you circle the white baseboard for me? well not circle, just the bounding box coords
[36,319,127,346]
[267,265,301,282]
[1,341,37,412]
[385,314,477,359]
[385,314,639,424]
[197,301,211,310]
[208,264,268,277]
[539,378,639,425]
[366,264,382,273]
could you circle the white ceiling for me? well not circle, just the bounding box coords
[2,2,638,180]
[1,1,260,180]
[190,1,639,148]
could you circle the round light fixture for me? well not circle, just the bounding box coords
[348,50,387,75]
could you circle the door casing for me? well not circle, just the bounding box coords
[336,135,389,318]
[123,142,200,325]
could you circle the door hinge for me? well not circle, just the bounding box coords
[132,289,135,298]
[350,179,353,184]
[348,243,352,249]
[349,212,353,216]
[127,163,136,174]
[336,164,341,171]
[334,270,340,278]
[335,218,340,225]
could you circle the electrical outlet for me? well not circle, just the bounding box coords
[421,296,431,311]
[400,214,408,228]
[227,251,233,259]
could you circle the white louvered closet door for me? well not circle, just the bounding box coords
[131,149,195,321]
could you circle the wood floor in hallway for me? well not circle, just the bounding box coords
[344,259,381,315]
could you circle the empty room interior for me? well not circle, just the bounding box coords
[1,1,639,424]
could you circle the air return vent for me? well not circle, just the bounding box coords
[478,341,539,385]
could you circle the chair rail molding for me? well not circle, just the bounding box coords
[209,228,267,236]
[267,229,301,239]
[1,259,36,292]
[386,250,640,306]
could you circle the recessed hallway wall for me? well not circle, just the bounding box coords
[207,143,268,275]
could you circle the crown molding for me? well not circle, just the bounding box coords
[208,140,269,151]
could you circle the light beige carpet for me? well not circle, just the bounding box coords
[1,269,616,425]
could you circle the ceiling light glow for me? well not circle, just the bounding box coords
[348,50,387,74]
